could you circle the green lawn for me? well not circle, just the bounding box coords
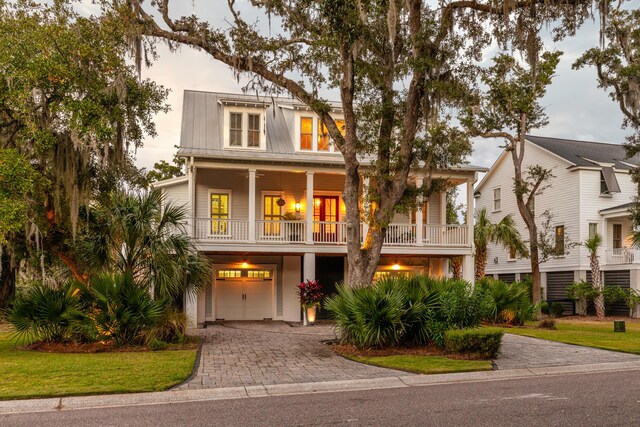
[0,333,197,400]
[492,319,640,354]
[343,354,493,374]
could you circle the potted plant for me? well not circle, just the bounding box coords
[276,197,286,207]
[298,279,323,325]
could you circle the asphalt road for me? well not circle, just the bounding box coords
[3,370,640,426]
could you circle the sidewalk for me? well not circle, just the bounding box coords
[2,359,640,415]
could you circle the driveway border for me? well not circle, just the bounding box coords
[2,360,640,415]
[170,336,204,390]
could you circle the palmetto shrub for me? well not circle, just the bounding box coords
[326,275,489,349]
[476,277,536,325]
[77,274,167,346]
[3,281,89,343]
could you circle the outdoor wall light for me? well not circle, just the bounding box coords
[392,262,401,271]
[295,202,301,212]
[241,259,249,268]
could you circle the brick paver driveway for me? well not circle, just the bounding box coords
[176,322,403,390]
[495,333,640,369]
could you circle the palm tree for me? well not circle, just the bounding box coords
[474,208,528,281]
[76,189,211,304]
[585,233,605,318]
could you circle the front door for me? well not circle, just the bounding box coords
[313,196,339,242]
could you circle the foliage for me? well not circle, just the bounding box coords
[76,189,211,302]
[2,281,87,343]
[549,302,565,317]
[77,274,167,346]
[0,150,41,242]
[298,279,323,308]
[443,329,504,359]
[145,148,185,185]
[602,286,627,315]
[473,208,528,281]
[148,339,169,351]
[538,317,557,330]
[149,307,188,344]
[622,288,640,317]
[325,275,488,349]
[566,280,598,316]
[476,278,536,325]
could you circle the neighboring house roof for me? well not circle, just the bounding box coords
[525,135,640,170]
[475,135,640,195]
[178,90,487,173]
[599,202,635,214]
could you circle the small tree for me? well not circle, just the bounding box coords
[474,208,528,281]
[585,233,605,318]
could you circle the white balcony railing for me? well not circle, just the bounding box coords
[605,248,640,265]
[192,218,470,247]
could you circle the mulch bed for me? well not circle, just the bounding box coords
[330,343,486,360]
[18,338,199,354]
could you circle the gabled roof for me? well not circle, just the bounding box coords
[526,135,640,170]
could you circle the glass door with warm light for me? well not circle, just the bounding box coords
[313,196,339,242]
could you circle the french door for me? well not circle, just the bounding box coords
[313,196,339,242]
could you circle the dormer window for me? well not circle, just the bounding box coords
[301,117,313,150]
[229,113,243,147]
[600,167,621,195]
[248,114,260,147]
[223,107,266,149]
[318,119,330,151]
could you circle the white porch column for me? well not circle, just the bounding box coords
[185,291,198,328]
[303,252,316,281]
[440,190,447,224]
[306,172,314,244]
[248,169,256,242]
[466,178,474,247]
[362,176,370,239]
[416,176,424,245]
[188,157,196,237]
[462,255,474,284]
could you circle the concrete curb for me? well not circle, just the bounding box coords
[2,361,640,415]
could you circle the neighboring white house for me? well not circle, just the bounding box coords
[475,135,640,315]
[156,90,486,327]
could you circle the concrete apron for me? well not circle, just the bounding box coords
[3,360,640,415]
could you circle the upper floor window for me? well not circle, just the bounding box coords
[224,108,265,149]
[318,119,330,151]
[588,222,598,239]
[229,113,243,147]
[493,188,501,212]
[508,245,517,260]
[411,201,428,225]
[300,117,313,150]
[600,167,621,195]
[555,225,565,254]
[248,114,261,147]
[613,224,622,249]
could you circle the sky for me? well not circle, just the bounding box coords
[125,2,632,179]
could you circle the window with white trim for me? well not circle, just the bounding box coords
[210,191,231,235]
[493,188,501,212]
[229,113,243,147]
[248,114,261,147]
[300,117,313,150]
[588,223,598,239]
[224,108,265,149]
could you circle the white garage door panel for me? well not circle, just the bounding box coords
[215,277,273,320]
[244,279,272,320]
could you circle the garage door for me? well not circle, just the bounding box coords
[215,270,273,320]
[546,271,575,315]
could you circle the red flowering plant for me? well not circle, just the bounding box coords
[297,279,323,308]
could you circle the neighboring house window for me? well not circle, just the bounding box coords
[335,119,346,136]
[410,201,428,225]
[613,224,622,249]
[589,223,598,239]
[508,246,517,260]
[248,114,261,148]
[317,119,330,151]
[263,195,282,235]
[600,172,608,194]
[300,117,313,150]
[555,225,565,254]
[493,188,501,211]
[210,193,230,234]
[600,167,621,195]
[529,197,535,217]
[229,113,243,147]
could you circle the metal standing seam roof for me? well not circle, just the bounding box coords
[526,135,640,170]
[177,90,487,173]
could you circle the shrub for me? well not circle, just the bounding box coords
[540,300,549,315]
[538,317,557,329]
[477,279,535,325]
[623,289,640,317]
[550,302,565,317]
[78,274,167,346]
[566,281,597,316]
[443,329,504,359]
[150,307,188,343]
[298,279,323,308]
[326,275,488,349]
[3,281,89,343]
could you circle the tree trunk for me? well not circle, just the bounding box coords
[474,245,487,281]
[451,257,462,280]
[0,251,16,309]
[591,253,605,318]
